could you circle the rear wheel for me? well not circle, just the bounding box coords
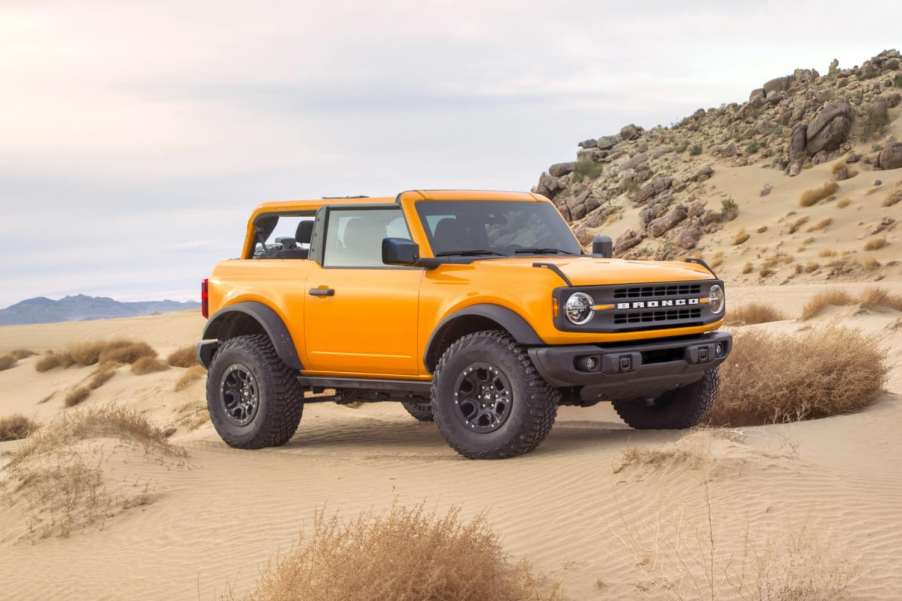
[401,399,433,422]
[612,368,719,429]
[206,334,304,448]
[431,331,558,459]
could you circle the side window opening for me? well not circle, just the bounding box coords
[251,213,316,259]
[323,208,411,268]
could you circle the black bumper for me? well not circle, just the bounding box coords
[528,331,732,403]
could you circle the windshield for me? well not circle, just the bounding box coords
[416,201,581,257]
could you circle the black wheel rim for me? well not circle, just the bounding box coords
[221,364,260,427]
[453,362,513,433]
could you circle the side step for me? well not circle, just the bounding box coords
[297,376,432,394]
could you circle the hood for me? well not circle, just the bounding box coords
[481,256,716,286]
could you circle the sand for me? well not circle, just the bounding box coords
[1,279,902,600]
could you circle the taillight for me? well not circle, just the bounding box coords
[201,278,209,318]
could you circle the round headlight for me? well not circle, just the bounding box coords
[709,284,725,314]
[564,292,594,325]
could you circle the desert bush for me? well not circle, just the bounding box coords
[10,406,184,467]
[64,387,91,408]
[884,188,902,207]
[818,248,836,258]
[166,346,198,368]
[10,349,36,360]
[837,198,851,208]
[724,303,784,326]
[131,356,168,375]
[0,415,39,441]
[706,326,886,426]
[860,288,902,312]
[801,289,855,319]
[98,341,156,364]
[33,340,156,372]
[721,198,737,213]
[238,505,561,601]
[0,354,17,371]
[799,182,838,207]
[35,352,67,372]
[788,216,809,234]
[732,229,749,245]
[174,365,206,392]
[689,144,703,156]
[864,237,888,251]
[745,141,760,155]
[742,262,753,274]
[88,367,116,390]
[895,73,902,88]
[571,158,603,182]
[807,217,832,232]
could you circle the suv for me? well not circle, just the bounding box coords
[197,190,730,459]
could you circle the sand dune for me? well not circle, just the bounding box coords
[1,281,902,600]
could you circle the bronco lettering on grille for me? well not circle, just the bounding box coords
[615,298,700,310]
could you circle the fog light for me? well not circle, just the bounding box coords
[714,342,724,357]
[576,355,599,372]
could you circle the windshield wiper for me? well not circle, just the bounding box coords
[435,249,507,257]
[512,247,577,255]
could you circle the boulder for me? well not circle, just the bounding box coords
[648,204,688,237]
[688,165,714,183]
[789,123,808,159]
[620,124,642,140]
[614,229,643,254]
[634,175,673,204]
[596,135,619,150]
[763,75,792,95]
[882,92,901,109]
[805,101,852,155]
[535,173,563,198]
[749,88,766,106]
[877,143,902,170]
[548,162,576,177]
[676,225,703,250]
[578,139,597,149]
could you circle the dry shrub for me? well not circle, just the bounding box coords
[9,452,112,539]
[806,217,832,232]
[613,447,706,473]
[732,229,750,245]
[884,188,902,207]
[98,341,156,364]
[725,303,784,326]
[33,340,156,371]
[706,326,886,426]
[818,248,835,258]
[799,181,838,207]
[10,406,184,468]
[787,216,809,234]
[64,387,91,408]
[619,487,856,601]
[239,505,561,601]
[860,288,902,312]
[0,354,17,371]
[756,225,768,233]
[166,346,198,368]
[837,198,851,208]
[0,415,39,441]
[131,356,168,375]
[861,257,881,270]
[10,349,36,360]
[35,353,66,372]
[174,365,206,392]
[742,262,753,274]
[88,367,116,390]
[863,237,888,251]
[804,261,820,273]
[801,289,855,319]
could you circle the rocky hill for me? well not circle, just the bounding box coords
[0,295,200,326]
[535,49,902,283]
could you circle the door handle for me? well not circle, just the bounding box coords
[308,287,335,297]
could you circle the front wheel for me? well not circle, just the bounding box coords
[612,368,719,429]
[206,334,304,449]
[431,331,558,459]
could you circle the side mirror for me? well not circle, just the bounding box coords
[591,234,613,258]
[382,237,420,266]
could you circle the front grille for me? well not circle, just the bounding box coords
[613,307,702,325]
[613,284,701,299]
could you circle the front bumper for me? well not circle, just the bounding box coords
[528,331,732,403]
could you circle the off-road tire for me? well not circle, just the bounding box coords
[206,334,304,449]
[431,331,558,459]
[612,368,719,430]
[401,399,434,422]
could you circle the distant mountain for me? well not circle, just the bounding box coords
[0,294,200,326]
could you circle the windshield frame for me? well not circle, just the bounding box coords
[414,199,583,259]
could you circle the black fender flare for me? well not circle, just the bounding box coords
[423,304,544,372]
[198,301,302,370]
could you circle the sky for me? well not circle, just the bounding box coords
[1,0,900,307]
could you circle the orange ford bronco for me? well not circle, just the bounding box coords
[197,190,730,459]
